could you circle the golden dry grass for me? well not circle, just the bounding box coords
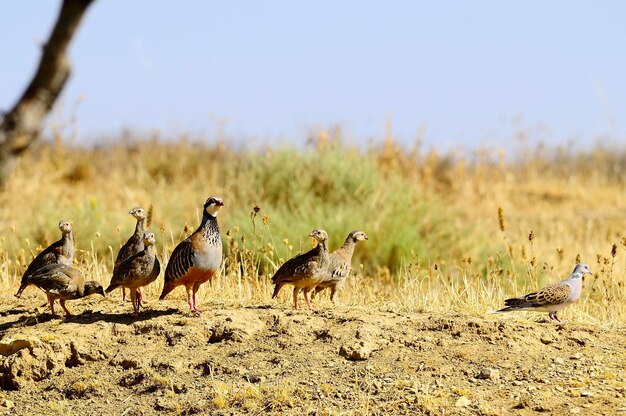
[2,130,626,326]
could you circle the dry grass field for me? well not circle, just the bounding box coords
[1,131,626,414]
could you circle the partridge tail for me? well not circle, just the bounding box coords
[271,284,282,299]
[15,283,28,298]
[159,283,175,300]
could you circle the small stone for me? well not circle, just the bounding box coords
[580,391,592,397]
[554,357,565,365]
[540,337,554,345]
[477,367,500,380]
[568,389,581,397]
[455,396,471,407]
[570,353,583,360]
[1,400,14,409]
[339,343,373,361]
[570,407,581,414]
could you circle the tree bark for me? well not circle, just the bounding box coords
[0,0,95,184]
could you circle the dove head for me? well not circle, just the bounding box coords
[571,263,592,279]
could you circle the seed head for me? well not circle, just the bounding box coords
[147,205,154,227]
[497,207,506,232]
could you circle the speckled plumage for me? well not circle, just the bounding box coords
[15,220,74,297]
[159,196,224,313]
[17,263,105,317]
[107,231,160,315]
[271,229,331,309]
[313,230,368,303]
[114,207,147,302]
[496,263,592,323]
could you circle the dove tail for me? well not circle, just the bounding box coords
[494,306,518,313]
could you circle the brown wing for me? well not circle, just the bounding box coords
[114,232,144,270]
[28,264,85,297]
[107,250,144,291]
[504,281,571,308]
[271,246,320,284]
[20,241,62,283]
[164,238,195,285]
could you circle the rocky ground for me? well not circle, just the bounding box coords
[1,293,625,416]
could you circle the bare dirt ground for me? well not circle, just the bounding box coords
[1,292,625,416]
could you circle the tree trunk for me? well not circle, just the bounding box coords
[0,0,95,184]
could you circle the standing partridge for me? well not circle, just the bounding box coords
[313,230,368,303]
[159,196,224,313]
[114,207,147,302]
[106,231,160,315]
[495,263,592,323]
[15,219,74,297]
[271,228,331,310]
[16,263,105,318]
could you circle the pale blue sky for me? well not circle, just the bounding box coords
[1,1,625,150]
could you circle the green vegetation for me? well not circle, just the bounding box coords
[2,132,626,325]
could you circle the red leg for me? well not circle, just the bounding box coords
[186,287,196,313]
[303,287,315,310]
[549,312,561,323]
[60,299,73,317]
[47,295,57,316]
[192,289,203,313]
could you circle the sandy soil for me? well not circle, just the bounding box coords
[1,293,625,416]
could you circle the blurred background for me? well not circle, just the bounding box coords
[2,1,625,151]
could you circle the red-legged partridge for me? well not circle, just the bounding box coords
[160,196,223,313]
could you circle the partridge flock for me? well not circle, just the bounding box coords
[12,195,590,324]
